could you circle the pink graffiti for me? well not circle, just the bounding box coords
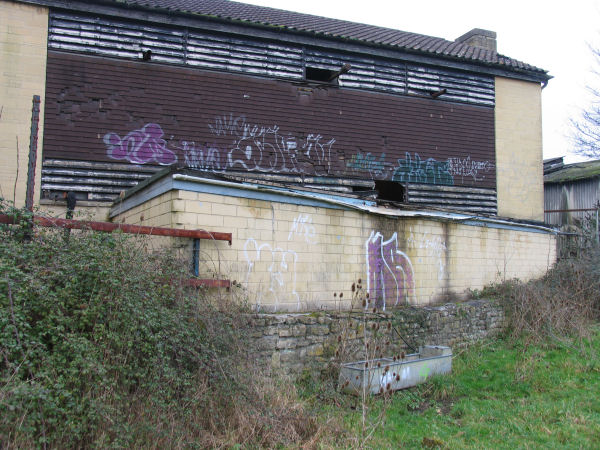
[366,231,415,310]
[103,123,177,165]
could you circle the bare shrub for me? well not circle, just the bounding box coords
[329,280,397,448]
[481,249,600,341]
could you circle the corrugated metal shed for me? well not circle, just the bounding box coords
[544,159,600,225]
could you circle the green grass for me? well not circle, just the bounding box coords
[332,328,600,449]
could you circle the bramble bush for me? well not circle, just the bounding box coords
[0,201,316,448]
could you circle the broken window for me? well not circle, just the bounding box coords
[374,180,406,202]
[305,67,339,84]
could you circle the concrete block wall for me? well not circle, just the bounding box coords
[112,191,175,228]
[115,188,556,312]
[495,76,544,221]
[0,1,47,207]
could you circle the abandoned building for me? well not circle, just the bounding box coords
[2,0,556,312]
[544,156,600,227]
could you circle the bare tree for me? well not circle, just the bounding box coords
[571,47,600,158]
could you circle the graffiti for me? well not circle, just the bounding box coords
[228,124,290,172]
[288,214,317,244]
[447,156,494,182]
[418,365,431,379]
[103,123,177,165]
[365,231,416,310]
[181,141,222,171]
[302,133,335,175]
[208,113,247,136]
[346,151,386,179]
[391,152,453,185]
[243,238,299,309]
[407,228,447,281]
[210,114,334,175]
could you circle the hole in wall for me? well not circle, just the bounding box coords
[305,67,338,84]
[374,180,405,202]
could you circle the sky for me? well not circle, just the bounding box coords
[243,0,600,163]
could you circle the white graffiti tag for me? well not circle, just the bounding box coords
[288,214,317,244]
[407,227,447,281]
[243,238,299,310]
[447,156,494,182]
[212,114,334,175]
[181,141,222,171]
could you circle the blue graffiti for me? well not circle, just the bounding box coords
[392,152,453,185]
[346,151,386,178]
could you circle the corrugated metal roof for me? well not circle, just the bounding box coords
[544,159,600,184]
[110,0,549,78]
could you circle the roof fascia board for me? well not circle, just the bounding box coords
[20,0,548,84]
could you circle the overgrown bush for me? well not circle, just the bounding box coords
[0,202,316,448]
[476,249,600,341]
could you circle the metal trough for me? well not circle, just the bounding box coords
[338,345,452,395]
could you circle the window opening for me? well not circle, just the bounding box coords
[305,67,338,83]
[374,180,406,202]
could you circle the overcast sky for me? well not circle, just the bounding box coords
[243,0,600,163]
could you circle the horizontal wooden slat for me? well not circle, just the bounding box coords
[407,184,497,214]
[48,11,495,106]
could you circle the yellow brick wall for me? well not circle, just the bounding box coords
[38,202,112,221]
[0,1,48,207]
[115,191,175,228]
[495,77,544,221]
[114,190,556,312]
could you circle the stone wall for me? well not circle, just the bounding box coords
[248,299,505,375]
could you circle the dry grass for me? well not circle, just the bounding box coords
[479,248,600,342]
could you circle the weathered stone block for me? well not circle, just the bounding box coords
[298,314,318,325]
[255,335,278,351]
[308,325,330,336]
[278,324,306,337]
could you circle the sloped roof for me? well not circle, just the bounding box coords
[544,159,600,184]
[113,0,548,77]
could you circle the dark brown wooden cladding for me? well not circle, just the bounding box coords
[43,51,496,188]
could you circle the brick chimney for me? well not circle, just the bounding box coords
[455,28,497,52]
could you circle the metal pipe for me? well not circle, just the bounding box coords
[192,238,200,277]
[0,214,233,243]
[544,208,598,213]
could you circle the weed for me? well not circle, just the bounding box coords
[475,249,600,343]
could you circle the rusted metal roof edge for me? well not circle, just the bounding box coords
[108,172,556,235]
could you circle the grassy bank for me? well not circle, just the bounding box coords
[331,328,600,448]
